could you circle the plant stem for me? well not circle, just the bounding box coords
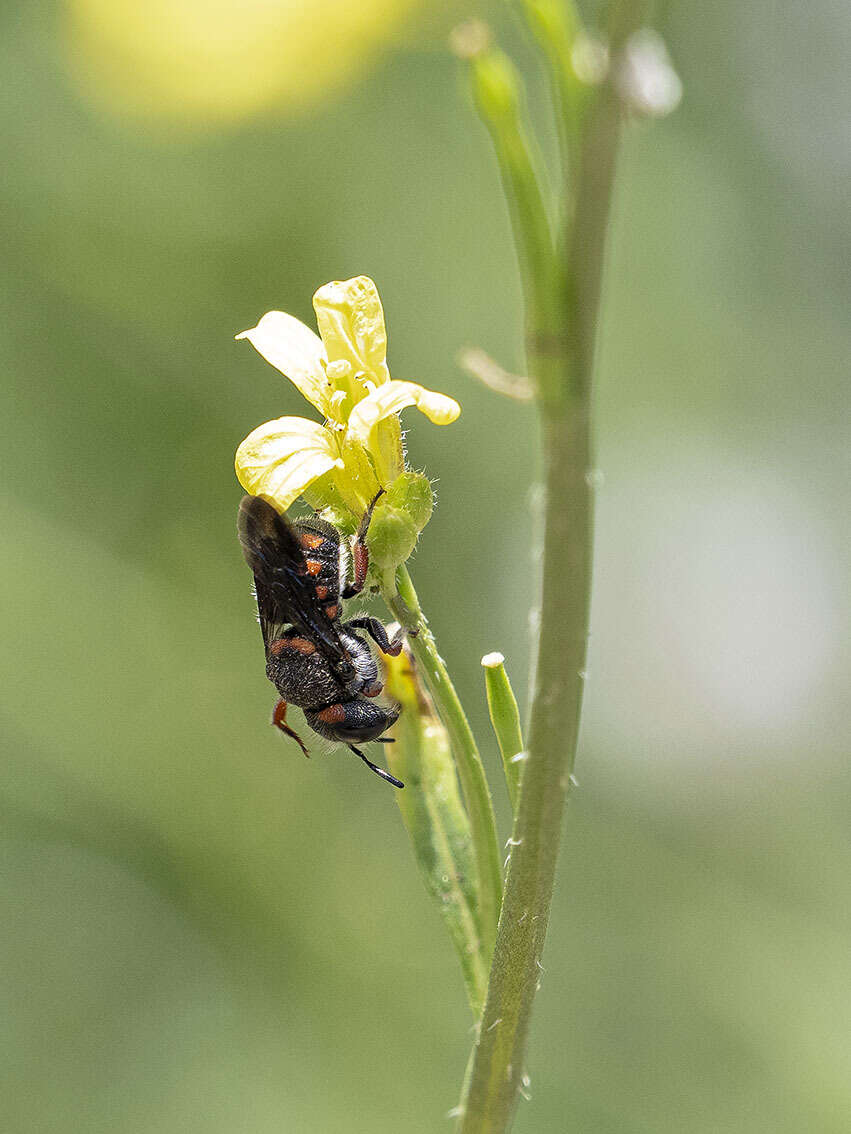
[457,60,628,1134]
[382,564,503,958]
[458,405,590,1132]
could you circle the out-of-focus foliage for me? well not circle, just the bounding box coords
[1,1,849,1132]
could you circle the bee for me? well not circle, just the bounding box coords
[237,492,406,788]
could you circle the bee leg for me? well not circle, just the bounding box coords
[348,743,404,789]
[271,698,311,759]
[374,736,395,744]
[343,616,405,657]
[342,489,385,599]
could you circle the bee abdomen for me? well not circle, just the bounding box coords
[293,517,343,613]
[266,635,345,709]
[305,698,399,744]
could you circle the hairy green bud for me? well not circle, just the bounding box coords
[367,503,418,570]
[383,471,434,533]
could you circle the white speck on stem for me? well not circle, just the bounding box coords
[505,837,522,847]
[571,33,609,85]
[616,28,683,117]
[481,651,505,668]
[510,750,527,764]
[445,1105,464,1120]
[584,467,605,488]
[487,1017,502,1032]
[448,19,491,60]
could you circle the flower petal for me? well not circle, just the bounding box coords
[313,276,390,387]
[236,312,330,414]
[346,379,461,447]
[235,416,343,511]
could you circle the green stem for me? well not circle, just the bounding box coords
[457,22,636,1133]
[458,407,591,1133]
[520,0,586,196]
[382,564,503,958]
[466,46,561,341]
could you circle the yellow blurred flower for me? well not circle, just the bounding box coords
[64,0,421,127]
[235,276,460,517]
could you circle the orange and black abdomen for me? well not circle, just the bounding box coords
[293,516,343,623]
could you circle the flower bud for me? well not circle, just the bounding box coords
[383,471,434,533]
[616,30,682,118]
[470,50,522,124]
[366,503,418,570]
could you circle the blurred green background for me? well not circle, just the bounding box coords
[2,1,849,1131]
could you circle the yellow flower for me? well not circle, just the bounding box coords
[64,0,422,129]
[235,277,460,518]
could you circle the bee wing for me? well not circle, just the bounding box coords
[237,495,350,665]
[237,495,300,646]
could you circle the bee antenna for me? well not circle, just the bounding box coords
[348,744,404,789]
